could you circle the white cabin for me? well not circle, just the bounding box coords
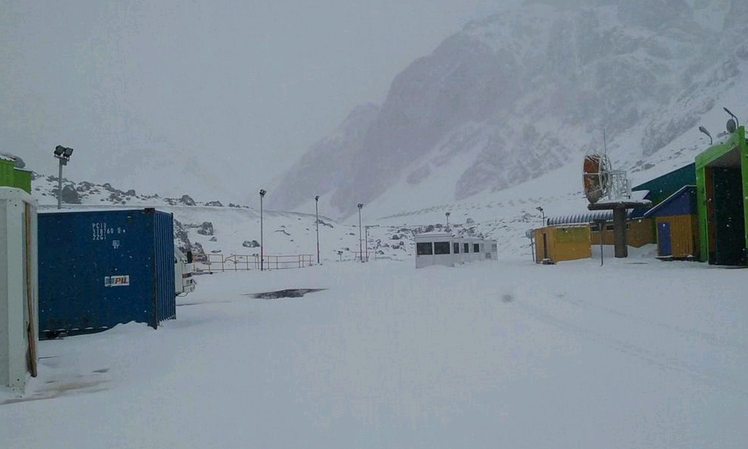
[415,232,497,268]
[415,232,455,268]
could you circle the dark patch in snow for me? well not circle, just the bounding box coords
[251,288,326,299]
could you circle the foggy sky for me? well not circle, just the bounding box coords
[1,0,517,202]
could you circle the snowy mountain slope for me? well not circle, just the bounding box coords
[272,0,748,220]
[29,174,419,264]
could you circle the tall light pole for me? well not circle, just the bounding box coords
[445,212,451,230]
[357,203,364,262]
[315,195,320,264]
[365,225,370,262]
[536,206,545,227]
[53,145,74,210]
[259,189,266,271]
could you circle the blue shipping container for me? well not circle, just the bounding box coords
[38,208,176,338]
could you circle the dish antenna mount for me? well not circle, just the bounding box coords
[583,129,631,204]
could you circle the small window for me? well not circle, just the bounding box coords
[464,243,470,253]
[434,242,451,255]
[416,242,433,255]
[491,243,497,251]
[453,242,460,254]
[473,243,480,252]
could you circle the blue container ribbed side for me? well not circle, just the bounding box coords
[153,209,176,325]
[38,208,176,338]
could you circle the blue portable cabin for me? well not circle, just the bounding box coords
[38,208,176,338]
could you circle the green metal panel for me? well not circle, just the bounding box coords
[0,157,15,187]
[695,125,748,265]
[0,158,32,194]
[12,169,31,194]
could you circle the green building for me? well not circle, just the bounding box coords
[695,124,748,266]
[0,155,32,194]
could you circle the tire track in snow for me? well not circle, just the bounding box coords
[508,297,748,398]
[554,292,748,352]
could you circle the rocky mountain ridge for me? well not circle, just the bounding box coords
[270,0,748,220]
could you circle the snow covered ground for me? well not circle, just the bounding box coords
[3,255,747,448]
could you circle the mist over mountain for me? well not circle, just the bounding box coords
[271,0,748,219]
[270,104,379,212]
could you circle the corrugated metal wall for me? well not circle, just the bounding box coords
[38,209,176,338]
[656,215,699,259]
[152,209,175,325]
[535,226,591,263]
[590,218,655,247]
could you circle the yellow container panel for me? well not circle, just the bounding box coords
[590,218,655,247]
[628,219,656,247]
[552,226,591,262]
[535,226,591,263]
[657,215,699,259]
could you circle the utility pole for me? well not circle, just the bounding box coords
[315,195,320,264]
[259,189,266,270]
[357,203,364,262]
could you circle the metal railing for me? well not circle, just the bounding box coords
[194,253,313,273]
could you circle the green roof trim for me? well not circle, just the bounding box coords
[695,126,747,169]
[632,163,696,205]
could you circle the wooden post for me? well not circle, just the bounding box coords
[613,207,628,258]
[24,203,37,377]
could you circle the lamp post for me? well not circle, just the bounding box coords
[53,145,74,209]
[445,212,451,230]
[357,203,364,262]
[259,189,266,271]
[315,195,320,264]
[536,206,545,227]
[365,225,370,262]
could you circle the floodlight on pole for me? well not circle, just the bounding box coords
[259,189,266,271]
[536,206,545,226]
[53,145,74,209]
[698,126,713,145]
[357,203,364,262]
[315,195,320,264]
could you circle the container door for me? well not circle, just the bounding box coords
[658,222,672,257]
